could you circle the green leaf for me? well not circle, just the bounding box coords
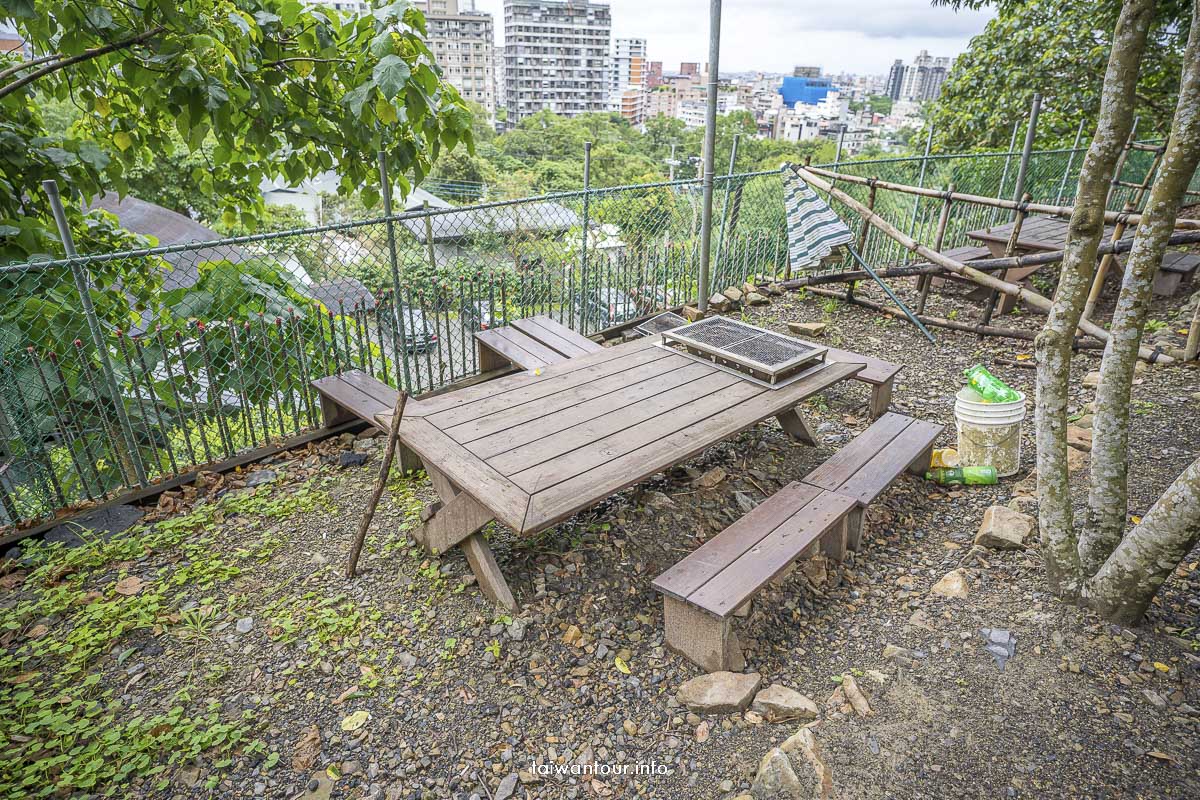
[85,6,114,29]
[343,80,375,117]
[5,0,35,18]
[373,55,411,101]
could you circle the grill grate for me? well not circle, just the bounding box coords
[661,316,828,386]
[634,311,688,336]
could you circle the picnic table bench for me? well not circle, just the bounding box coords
[381,337,864,609]
[652,411,942,672]
[475,314,603,372]
[967,215,1198,306]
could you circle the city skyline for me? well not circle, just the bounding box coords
[472,0,994,75]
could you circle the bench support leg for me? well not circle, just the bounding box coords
[399,443,423,474]
[845,507,865,552]
[477,341,512,373]
[416,462,517,611]
[820,516,848,562]
[663,597,744,673]
[908,443,935,477]
[868,380,894,420]
[776,407,819,445]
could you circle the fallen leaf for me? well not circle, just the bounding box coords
[1132,515,1143,524]
[114,576,146,596]
[1153,662,1170,673]
[333,685,359,705]
[1016,353,1032,360]
[5,671,39,684]
[291,724,321,772]
[613,656,630,674]
[26,624,49,640]
[1147,750,1178,764]
[339,710,370,732]
[695,720,710,743]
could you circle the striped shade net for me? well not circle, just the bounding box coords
[783,166,853,269]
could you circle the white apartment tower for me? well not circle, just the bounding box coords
[504,0,612,123]
[608,37,647,125]
[420,0,497,118]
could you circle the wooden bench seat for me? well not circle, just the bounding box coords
[476,315,603,372]
[1151,251,1200,296]
[312,369,421,471]
[821,347,902,420]
[652,483,856,672]
[803,411,942,551]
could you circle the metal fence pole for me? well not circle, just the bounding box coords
[1009,93,1041,220]
[833,127,845,169]
[907,124,935,237]
[715,133,740,288]
[994,119,1021,223]
[697,0,722,314]
[579,140,592,333]
[377,152,412,393]
[1054,119,1086,206]
[42,179,148,487]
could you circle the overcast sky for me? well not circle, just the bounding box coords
[473,0,995,75]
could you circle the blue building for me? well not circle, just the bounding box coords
[778,76,833,107]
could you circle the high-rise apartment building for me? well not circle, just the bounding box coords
[420,0,497,118]
[609,37,647,125]
[792,65,822,79]
[504,0,612,123]
[885,50,952,102]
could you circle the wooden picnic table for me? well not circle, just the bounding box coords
[966,215,1119,255]
[379,336,864,609]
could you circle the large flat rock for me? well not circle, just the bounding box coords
[677,671,762,714]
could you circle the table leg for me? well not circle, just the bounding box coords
[416,462,517,611]
[776,407,819,445]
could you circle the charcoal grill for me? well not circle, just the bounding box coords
[660,316,828,386]
[634,311,688,336]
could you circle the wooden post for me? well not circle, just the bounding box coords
[980,193,1031,324]
[847,184,877,302]
[917,183,954,314]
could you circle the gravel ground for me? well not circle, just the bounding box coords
[4,273,1199,800]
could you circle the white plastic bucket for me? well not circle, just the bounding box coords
[954,387,1026,477]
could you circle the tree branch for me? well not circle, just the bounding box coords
[0,25,165,100]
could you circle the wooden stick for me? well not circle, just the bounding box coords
[794,166,1173,364]
[800,165,1200,231]
[1185,301,1200,362]
[346,390,408,578]
[980,192,1030,325]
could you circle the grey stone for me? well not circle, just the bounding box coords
[338,452,369,468]
[45,504,143,548]
[505,620,527,642]
[245,469,277,487]
[236,617,254,634]
[745,292,769,306]
[723,287,744,303]
[787,321,827,337]
[980,628,1016,671]
[495,773,519,800]
[676,671,762,714]
[751,684,819,723]
[975,505,1035,550]
[750,748,802,799]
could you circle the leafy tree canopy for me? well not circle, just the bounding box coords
[927,0,1191,150]
[0,0,475,262]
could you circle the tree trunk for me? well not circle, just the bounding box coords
[1033,0,1155,598]
[1082,455,1200,624]
[1081,6,1200,576]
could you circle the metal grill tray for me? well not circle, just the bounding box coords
[660,316,828,385]
[634,311,688,336]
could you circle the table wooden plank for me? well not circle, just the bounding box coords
[509,377,767,494]
[652,481,822,602]
[804,412,912,491]
[497,327,568,367]
[686,490,856,616]
[337,370,400,407]
[425,342,668,429]
[528,315,603,352]
[511,317,593,358]
[443,352,688,445]
[466,360,718,461]
[414,337,657,418]
[474,328,554,371]
[392,416,530,530]
[520,361,863,533]
[488,368,744,476]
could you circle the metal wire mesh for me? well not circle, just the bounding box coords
[0,142,1167,529]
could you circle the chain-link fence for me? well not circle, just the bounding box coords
[0,141,1174,529]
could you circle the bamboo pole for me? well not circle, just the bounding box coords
[794,166,1174,364]
[980,192,1031,325]
[917,183,954,314]
[806,286,1103,348]
[1083,148,1163,320]
[847,183,877,302]
[800,165,1200,231]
